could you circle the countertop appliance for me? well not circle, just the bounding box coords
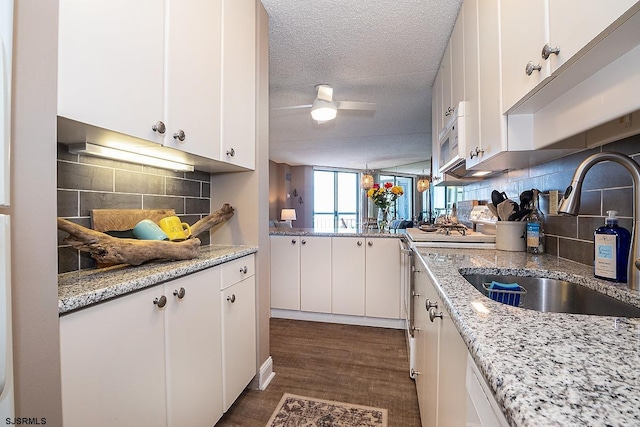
[0,0,14,421]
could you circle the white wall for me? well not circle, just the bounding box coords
[10,1,62,423]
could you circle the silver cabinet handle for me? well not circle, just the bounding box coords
[152,121,166,134]
[429,308,443,322]
[410,368,421,376]
[226,148,235,157]
[173,129,186,141]
[426,299,438,310]
[357,241,362,246]
[541,43,560,60]
[227,294,236,303]
[525,61,542,76]
[301,239,306,245]
[173,287,186,299]
[412,265,421,274]
[153,295,167,308]
[291,239,297,244]
[469,147,484,159]
[239,266,248,274]
[368,241,373,247]
[444,106,454,117]
[412,290,421,298]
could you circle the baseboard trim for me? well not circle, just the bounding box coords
[271,309,405,329]
[256,356,275,391]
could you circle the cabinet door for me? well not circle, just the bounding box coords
[60,286,167,427]
[440,43,453,127]
[431,70,444,185]
[221,276,257,411]
[450,9,465,110]
[499,0,549,113]
[436,295,468,427]
[462,0,480,165]
[331,237,365,316]
[300,237,332,313]
[163,0,222,159]
[472,0,508,167]
[220,0,256,169]
[270,235,300,310]
[413,263,437,427]
[57,0,165,143]
[548,0,638,71]
[365,238,401,319]
[165,268,223,427]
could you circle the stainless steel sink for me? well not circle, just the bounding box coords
[462,273,640,317]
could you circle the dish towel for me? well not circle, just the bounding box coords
[489,281,521,306]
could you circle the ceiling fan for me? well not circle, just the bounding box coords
[274,84,377,122]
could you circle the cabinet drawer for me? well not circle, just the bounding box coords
[220,254,255,290]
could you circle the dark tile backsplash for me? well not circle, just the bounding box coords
[462,134,640,268]
[57,143,211,273]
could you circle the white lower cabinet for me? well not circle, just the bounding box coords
[271,235,402,320]
[60,254,257,427]
[413,256,477,427]
[220,255,257,412]
[164,268,223,427]
[270,235,301,310]
[60,286,169,427]
[331,237,366,316]
[364,238,401,318]
[300,237,332,313]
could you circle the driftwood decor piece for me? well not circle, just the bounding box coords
[58,204,235,266]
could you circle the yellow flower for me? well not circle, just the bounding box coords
[391,186,404,195]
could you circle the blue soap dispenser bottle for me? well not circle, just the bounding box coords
[594,210,631,282]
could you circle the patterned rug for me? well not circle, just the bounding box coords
[266,393,388,427]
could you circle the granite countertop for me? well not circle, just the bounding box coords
[58,245,257,315]
[415,247,640,426]
[269,227,406,238]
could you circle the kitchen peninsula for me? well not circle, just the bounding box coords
[413,246,640,426]
[269,227,407,328]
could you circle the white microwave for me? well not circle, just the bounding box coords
[438,101,465,174]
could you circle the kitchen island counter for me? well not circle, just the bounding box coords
[417,247,640,426]
[58,244,257,315]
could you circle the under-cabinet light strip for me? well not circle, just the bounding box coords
[68,143,195,172]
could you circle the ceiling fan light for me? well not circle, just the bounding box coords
[311,98,337,121]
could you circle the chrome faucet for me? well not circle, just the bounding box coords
[558,152,640,291]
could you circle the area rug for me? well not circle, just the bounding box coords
[266,393,388,427]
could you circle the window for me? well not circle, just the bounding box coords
[313,170,359,229]
[378,175,413,220]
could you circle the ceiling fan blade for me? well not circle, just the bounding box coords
[271,104,312,111]
[336,101,377,111]
[316,85,333,102]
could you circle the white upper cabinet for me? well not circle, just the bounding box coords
[58,0,258,169]
[500,0,639,113]
[58,0,165,144]
[499,1,549,114]
[547,0,638,70]
[220,0,256,169]
[162,0,222,159]
[450,10,465,114]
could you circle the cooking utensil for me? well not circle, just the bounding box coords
[508,209,532,222]
[487,203,499,219]
[497,199,519,221]
[491,190,508,208]
[519,190,534,211]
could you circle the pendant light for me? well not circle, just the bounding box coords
[417,168,430,193]
[361,164,374,190]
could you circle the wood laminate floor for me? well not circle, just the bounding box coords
[216,318,421,427]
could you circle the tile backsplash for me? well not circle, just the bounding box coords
[57,144,211,273]
[462,135,639,267]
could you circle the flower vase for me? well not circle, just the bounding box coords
[378,208,390,233]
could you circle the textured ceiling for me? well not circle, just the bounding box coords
[262,0,463,174]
